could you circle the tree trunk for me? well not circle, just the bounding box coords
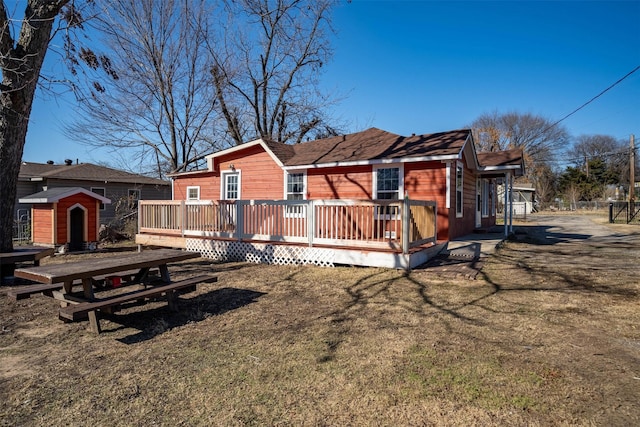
[0,111,29,253]
[0,0,68,253]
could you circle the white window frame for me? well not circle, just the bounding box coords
[186,186,201,201]
[91,187,106,211]
[284,171,307,217]
[373,164,404,219]
[221,171,241,200]
[455,162,463,218]
[481,179,490,217]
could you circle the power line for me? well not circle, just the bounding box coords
[543,65,640,134]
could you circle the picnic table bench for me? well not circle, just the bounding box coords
[59,275,218,322]
[13,249,211,334]
[7,268,160,301]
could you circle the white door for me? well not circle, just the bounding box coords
[223,171,240,200]
[475,179,482,228]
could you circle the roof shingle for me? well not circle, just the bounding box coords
[19,162,169,186]
[265,127,471,166]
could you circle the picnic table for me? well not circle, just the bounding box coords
[0,246,55,281]
[0,246,55,266]
[13,249,216,334]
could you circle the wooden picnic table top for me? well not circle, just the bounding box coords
[0,246,55,264]
[14,249,199,285]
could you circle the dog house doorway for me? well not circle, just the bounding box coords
[69,206,85,251]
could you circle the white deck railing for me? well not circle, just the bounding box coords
[138,199,437,253]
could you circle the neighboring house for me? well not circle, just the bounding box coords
[171,128,524,240]
[16,160,171,225]
[496,184,536,216]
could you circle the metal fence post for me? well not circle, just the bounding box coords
[609,202,614,223]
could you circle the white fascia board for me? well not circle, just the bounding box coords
[203,138,264,161]
[461,134,480,169]
[19,188,112,204]
[204,138,285,170]
[478,165,521,172]
[282,154,460,171]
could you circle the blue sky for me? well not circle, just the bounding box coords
[23,0,640,167]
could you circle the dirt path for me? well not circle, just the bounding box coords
[480,214,640,425]
[523,213,640,243]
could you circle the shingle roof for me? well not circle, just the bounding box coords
[265,128,471,166]
[19,162,169,186]
[477,149,524,167]
[18,187,112,204]
[477,149,525,176]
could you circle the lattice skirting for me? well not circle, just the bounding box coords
[186,239,335,267]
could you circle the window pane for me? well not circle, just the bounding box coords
[376,167,399,199]
[287,174,304,196]
[187,187,200,200]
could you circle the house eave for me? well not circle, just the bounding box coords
[282,154,461,170]
[478,165,524,177]
[19,187,112,204]
[204,138,285,171]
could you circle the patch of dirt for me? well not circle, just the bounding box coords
[0,355,33,379]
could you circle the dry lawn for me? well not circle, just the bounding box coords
[1,214,639,426]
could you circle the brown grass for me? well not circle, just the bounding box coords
[1,215,639,426]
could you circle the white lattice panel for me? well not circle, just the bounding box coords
[186,238,334,267]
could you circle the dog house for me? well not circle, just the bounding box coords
[19,187,111,252]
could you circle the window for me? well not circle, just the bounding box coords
[224,173,240,200]
[220,172,240,200]
[186,186,200,200]
[456,163,463,217]
[374,165,403,218]
[91,187,106,210]
[285,172,306,216]
[128,189,141,209]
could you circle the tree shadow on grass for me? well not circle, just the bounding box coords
[98,287,266,344]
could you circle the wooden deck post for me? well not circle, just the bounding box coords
[402,198,410,254]
[307,200,315,247]
[236,200,245,241]
[180,200,186,237]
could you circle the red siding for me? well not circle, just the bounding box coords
[174,145,284,200]
[56,194,100,243]
[404,161,449,240]
[174,172,219,200]
[172,145,495,241]
[307,166,372,199]
[32,204,54,245]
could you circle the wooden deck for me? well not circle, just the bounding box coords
[136,199,442,269]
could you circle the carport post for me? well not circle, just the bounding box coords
[503,173,509,237]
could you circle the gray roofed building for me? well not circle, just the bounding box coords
[16,161,170,225]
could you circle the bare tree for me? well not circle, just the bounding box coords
[209,0,340,145]
[568,134,628,183]
[533,163,557,208]
[471,111,570,166]
[0,0,76,253]
[66,0,220,177]
[564,183,581,211]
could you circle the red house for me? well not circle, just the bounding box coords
[19,187,111,252]
[137,128,523,269]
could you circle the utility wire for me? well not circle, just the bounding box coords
[542,65,640,134]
